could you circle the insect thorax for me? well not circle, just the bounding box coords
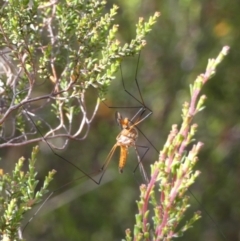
[116,127,138,147]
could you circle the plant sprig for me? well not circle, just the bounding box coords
[124,46,230,241]
[0,146,55,241]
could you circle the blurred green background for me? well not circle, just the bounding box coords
[2,0,240,240]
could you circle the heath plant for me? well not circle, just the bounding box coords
[124,46,230,241]
[0,0,159,240]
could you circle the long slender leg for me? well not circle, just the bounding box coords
[133,144,150,183]
[23,54,156,235]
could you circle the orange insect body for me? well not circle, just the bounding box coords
[119,146,127,173]
[102,110,149,182]
[116,115,138,173]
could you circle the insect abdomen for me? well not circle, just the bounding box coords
[119,146,128,173]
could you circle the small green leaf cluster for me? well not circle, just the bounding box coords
[124,47,229,241]
[0,146,55,241]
